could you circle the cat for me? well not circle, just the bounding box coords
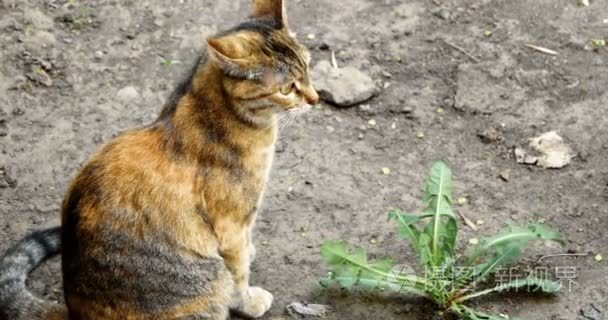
[0,0,319,319]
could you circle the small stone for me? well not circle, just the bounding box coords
[359,104,372,113]
[432,7,451,20]
[515,148,538,165]
[478,128,503,144]
[476,219,485,226]
[117,86,140,102]
[469,238,479,245]
[94,50,104,60]
[0,169,17,189]
[318,42,330,50]
[401,106,414,114]
[311,60,379,107]
[381,167,391,176]
[416,132,425,139]
[368,119,377,127]
[457,197,468,205]
[529,131,575,169]
[499,170,511,182]
[326,126,335,133]
[307,33,316,40]
[26,66,52,87]
[12,108,25,116]
[579,304,604,320]
[578,0,590,6]
[595,254,604,262]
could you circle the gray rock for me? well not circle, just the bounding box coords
[311,60,379,107]
[579,304,604,320]
[432,7,451,20]
[529,131,574,169]
[26,67,53,87]
[117,86,140,102]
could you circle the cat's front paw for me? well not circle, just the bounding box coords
[238,286,273,318]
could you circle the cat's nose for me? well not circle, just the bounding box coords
[302,85,319,105]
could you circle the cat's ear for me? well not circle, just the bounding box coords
[251,0,288,29]
[206,36,255,77]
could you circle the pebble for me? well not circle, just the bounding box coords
[579,304,604,320]
[311,60,379,107]
[431,7,451,20]
[499,170,511,182]
[117,86,140,102]
[478,128,503,144]
[401,106,414,114]
[318,42,330,50]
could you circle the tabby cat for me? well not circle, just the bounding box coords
[0,0,318,318]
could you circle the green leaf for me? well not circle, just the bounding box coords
[389,211,422,245]
[424,161,454,204]
[422,161,458,266]
[320,241,431,293]
[359,258,395,288]
[388,211,433,255]
[418,233,434,267]
[455,277,561,303]
[473,243,523,282]
[450,304,507,320]
[467,224,562,265]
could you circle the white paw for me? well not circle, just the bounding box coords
[241,287,273,318]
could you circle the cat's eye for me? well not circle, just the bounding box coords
[280,82,296,95]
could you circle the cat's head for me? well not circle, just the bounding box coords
[206,0,319,125]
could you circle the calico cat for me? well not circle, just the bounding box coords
[0,0,319,319]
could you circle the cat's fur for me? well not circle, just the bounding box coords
[0,0,318,319]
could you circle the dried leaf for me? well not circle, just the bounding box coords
[524,43,559,56]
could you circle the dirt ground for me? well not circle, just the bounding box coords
[0,0,607,319]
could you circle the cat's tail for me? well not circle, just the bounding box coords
[0,227,66,320]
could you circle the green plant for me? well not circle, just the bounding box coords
[321,161,562,319]
[158,56,181,67]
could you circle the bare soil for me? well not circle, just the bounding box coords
[1,0,607,319]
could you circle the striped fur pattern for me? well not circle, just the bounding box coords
[0,0,318,319]
[0,227,64,320]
